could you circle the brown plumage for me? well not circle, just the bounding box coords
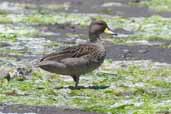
[37,20,114,87]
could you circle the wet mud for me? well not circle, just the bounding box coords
[0,104,100,114]
[106,44,171,64]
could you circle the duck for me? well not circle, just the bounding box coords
[37,20,114,88]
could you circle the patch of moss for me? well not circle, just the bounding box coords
[0,15,13,24]
[0,33,17,41]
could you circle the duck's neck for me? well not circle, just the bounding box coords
[89,33,100,43]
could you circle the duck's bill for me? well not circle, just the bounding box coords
[104,28,117,35]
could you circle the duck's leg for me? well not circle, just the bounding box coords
[71,75,80,88]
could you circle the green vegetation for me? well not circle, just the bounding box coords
[0,15,13,24]
[0,62,171,114]
[140,0,171,12]
[0,33,17,41]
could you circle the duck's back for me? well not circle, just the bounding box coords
[38,43,106,76]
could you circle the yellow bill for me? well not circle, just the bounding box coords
[104,28,114,34]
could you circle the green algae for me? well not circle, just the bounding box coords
[140,0,171,12]
[1,62,171,114]
[0,33,17,41]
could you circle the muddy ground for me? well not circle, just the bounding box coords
[106,44,171,64]
[0,104,100,114]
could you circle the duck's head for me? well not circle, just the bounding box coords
[89,20,115,42]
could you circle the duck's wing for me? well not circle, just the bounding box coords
[40,43,96,62]
[38,43,100,75]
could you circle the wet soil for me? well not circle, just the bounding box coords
[37,23,88,43]
[105,44,171,64]
[0,104,100,114]
[1,0,171,17]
